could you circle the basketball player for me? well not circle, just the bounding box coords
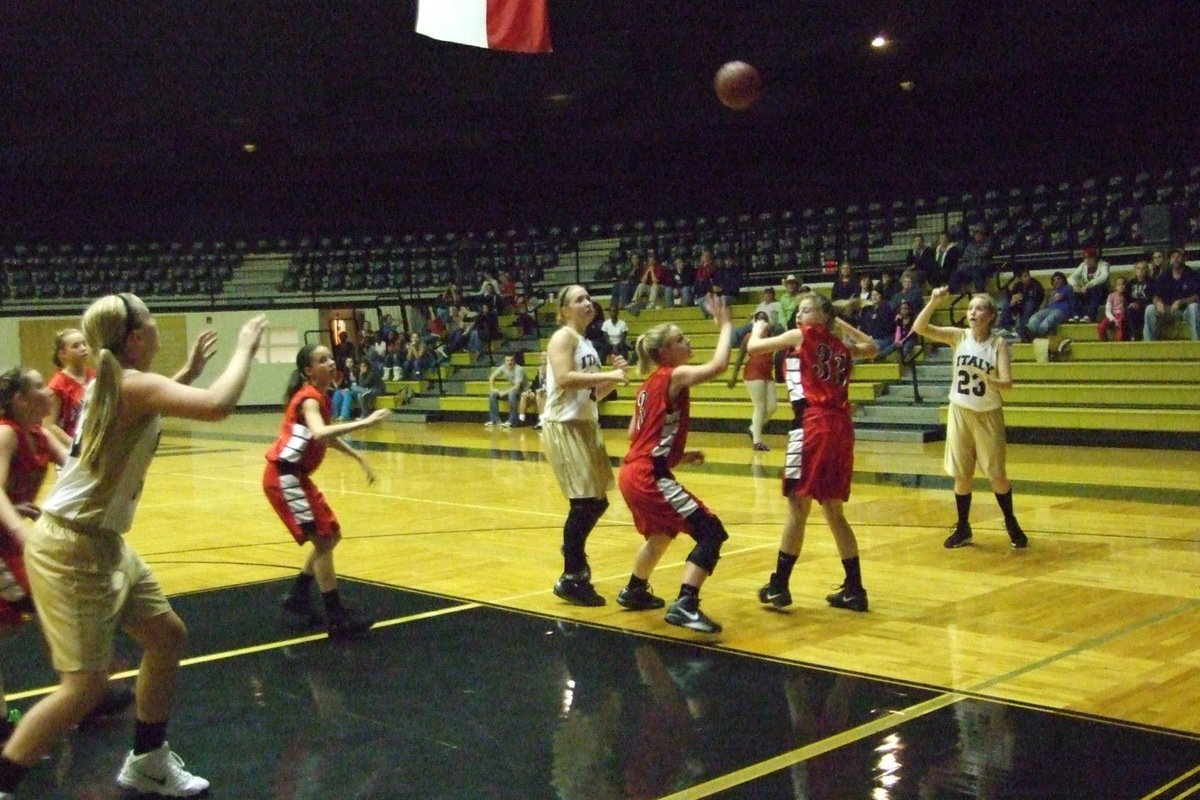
[542,285,629,606]
[266,344,390,637]
[748,294,877,612]
[615,299,734,633]
[44,329,94,448]
[912,287,1027,548]
[0,294,266,799]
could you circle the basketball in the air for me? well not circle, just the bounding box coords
[714,61,762,110]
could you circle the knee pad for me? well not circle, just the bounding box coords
[686,511,729,574]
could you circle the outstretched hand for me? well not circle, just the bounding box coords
[183,330,219,378]
[364,408,391,425]
[710,296,733,326]
[930,286,951,303]
[238,314,269,358]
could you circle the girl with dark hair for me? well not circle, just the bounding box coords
[748,294,878,613]
[264,344,390,639]
[43,329,94,448]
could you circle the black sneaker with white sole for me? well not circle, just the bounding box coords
[757,574,793,608]
[616,584,665,610]
[943,522,973,548]
[664,594,722,633]
[826,585,869,612]
[1006,518,1029,548]
[553,575,606,607]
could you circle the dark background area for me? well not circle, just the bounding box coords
[3,1,1199,241]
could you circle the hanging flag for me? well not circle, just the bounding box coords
[416,0,552,54]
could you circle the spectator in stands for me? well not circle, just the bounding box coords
[877,299,918,362]
[859,289,895,354]
[855,274,875,308]
[1125,260,1153,340]
[1025,271,1074,340]
[357,359,387,411]
[1148,249,1167,280]
[333,330,355,365]
[728,287,785,387]
[693,250,717,317]
[477,270,502,307]
[667,256,695,308]
[997,266,1045,338]
[905,234,938,287]
[486,354,526,429]
[379,313,398,340]
[630,252,666,312]
[949,224,994,294]
[830,261,859,317]
[1067,246,1110,322]
[443,307,471,358]
[1097,276,1129,342]
[332,356,367,420]
[875,269,898,301]
[611,252,641,311]
[890,269,924,312]
[469,301,501,364]
[402,332,433,379]
[601,305,630,364]
[514,289,546,338]
[521,352,548,429]
[585,299,609,365]
[711,254,743,307]
[935,230,962,286]
[742,311,777,451]
[1144,248,1200,341]
[497,271,517,312]
[778,273,806,329]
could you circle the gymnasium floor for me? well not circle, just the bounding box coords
[5,414,1200,799]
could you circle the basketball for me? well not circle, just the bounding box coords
[714,61,762,110]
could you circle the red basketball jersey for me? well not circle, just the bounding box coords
[264,385,330,473]
[783,325,852,412]
[623,367,690,472]
[48,369,94,439]
[0,419,52,508]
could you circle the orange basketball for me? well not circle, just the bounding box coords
[714,61,762,110]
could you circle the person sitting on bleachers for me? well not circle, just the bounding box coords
[1144,248,1200,341]
[935,230,961,286]
[485,354,527,429]
[1124,260,1152,340]
[877,299,917,362]
[1067,247,1110,322]
[890,269,924,313]
[1097,276,1129,342]
[468,301,501,364]
[830,261,859,317]
[778,273,807,329]
[875,268,898,300]
[859,289,896,353]
[1025,271,1074,341]
[611,252,640,311]
[629,251,666,312]
[905,233,938,287]
[667,256,695,308]
[692,250,717,317]
[949,223,994,294]
[600,305,630,364]
[997,266,1045,336]
[358,359,387,411]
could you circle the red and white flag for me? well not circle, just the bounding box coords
[416,0,552,54]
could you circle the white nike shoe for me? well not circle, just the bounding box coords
[117,742,210,796]
[665,594,722,633]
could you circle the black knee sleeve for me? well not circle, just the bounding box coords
[686,511,729,574]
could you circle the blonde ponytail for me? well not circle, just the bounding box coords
[78,295,135,474]
[634,324,677,376]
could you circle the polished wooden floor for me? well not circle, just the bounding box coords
[80,411,1200,740]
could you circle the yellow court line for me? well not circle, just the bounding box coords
[1172,782,1200,800]
[1142,764,1200,800]
[659,692,965,800]
[3,603,481,703]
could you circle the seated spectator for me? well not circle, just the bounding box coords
[364,332,386,372]
[1124,260,1152,340]
[585,299,609,363]
[693,250,717,317]
[513,290,546,338]
[486,354,527,429]
[611,252,640,311]
[1148,249,1167,280]
[667,256,695,308]
[497,271,517,312]
[477,271,502,307]
[1098,276,1129,342]
[830,261,859,317]
[856,273,875,307]
[357,359,387,412]
[875,269,898,300]
[332,356,367,420]
[1025,271,1074,341]
[949,224,993,294]
[444,306,472,357]
[521,351,548,429]
[600,305,630,363]
[890,269,924,312]
[997,266,1045,334]
[1144,248,1200,341]
[778,273,807,329]
[379,312,398,340]
[403,332,434,379]
[858,289,896,352]
[713,254,743,305]
[630,252,666,311]
[877,299,917,362]
[1067,246,1110,322]
[935,230,961,286]
[469,302,501,364]
[905,234,938,287]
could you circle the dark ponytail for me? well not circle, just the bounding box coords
[285,344,319,404]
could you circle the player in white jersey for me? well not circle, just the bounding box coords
[912,288,1027,549]
[542,285,629,606]
[0,294,266,800]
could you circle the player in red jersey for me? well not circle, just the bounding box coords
[264,344,389,639]
[43,329,95,448]
[616,299,733,633]
[747,294,878,612]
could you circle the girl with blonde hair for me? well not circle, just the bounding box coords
[0,294,266,799]
[43,328,94,448]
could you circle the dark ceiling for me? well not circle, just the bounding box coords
[4,1,1199,239]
